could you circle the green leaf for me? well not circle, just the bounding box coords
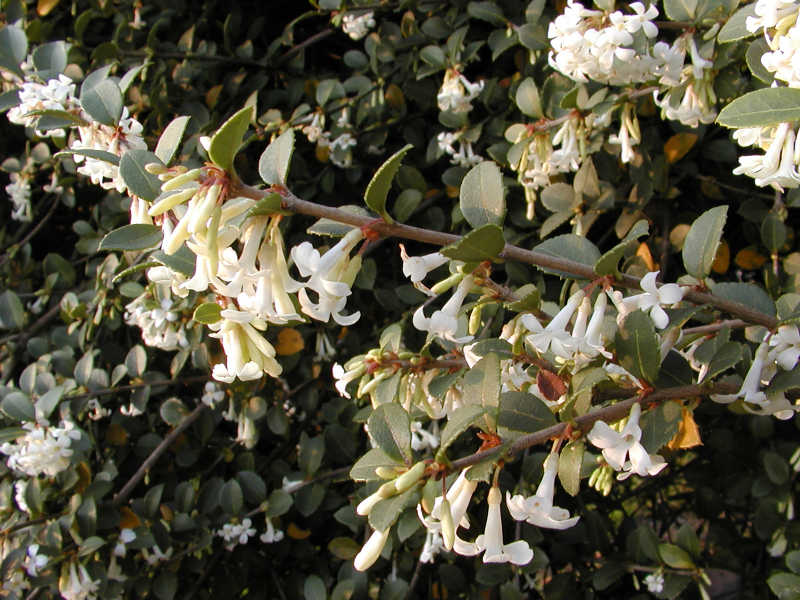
[558,440,584,496]
[265,489,293,517]
[1,392,35,422]
[368,403,413,464]
[154,115,191,165]
[640,401,681,453]
[153,573,178,600]
[99,224,162,251]
[350,448,402,481]
[505,283,541,312]
[462,353,501,413]
[328,537,360,560]
[220,479,244,515]
[56,148,119,165]
[209,105,254,173]
[497,391,556,434]
[364,144,413,223]
[711,281,776,318]
[119,149,164,201]
[439,405,486,454]
[32,41,68,74]
[0,290,25,330]
[193,302,222,324]
[152,246,195,277]
[77,536,106,557]
[259,129,295,186]
[704,341,742,380]
[79,74,123,126]
[768,573,800,600]
[515,77,543,119]
[160,398,188,426]
[664,0,697,21]
[369,486,419,531]
[247,192,284,217]
[658,543,695,569]
[420,45,446,68]
[440,224,505,262]
[299,432,325,475]
[304,575,327,600]
[747,38,775,84]
[459,161,505,229]
[682,205,727,280]
[467,1,507,25]
[0,26,27,77]
[595,220,649,277]
[307,205,370,236]
[763,451,790,485]
[36,386,63,420]
[615,310,660,384]
[718,4,758,43]
[717,88,800,129]
[762,213,787,252]
[533,234,601,279]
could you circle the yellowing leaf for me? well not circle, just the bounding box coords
[276,328,304,356]
[315,143,330,163]
[667,406,703,450]
[37,0,60,16]
[664,133,698,163]
[287,523,311,539]
[669,224,691,251]
[735,248,768,270]
[160,504,174,522]
[712,240,730,274]
[76,461,92,494]
[446,185,459,198]
[205,84,223,109]
[384,83,405,109]
[106,423,129,445]
[636,242,657,271]
[119,507,142,529]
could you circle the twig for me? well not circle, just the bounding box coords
[233,184,780,330]
[0,193,61,265]
[0,515,53,537]
[406,558,425,599]
[113,404,207,506]
[682,319,748,336]
[447,382,738,472]
[122,50,265,69]
[66,374,212,402]
[276,28,335,65]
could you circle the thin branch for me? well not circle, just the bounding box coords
[233,184,779,330]
[113,404,207,506]
[682,319,748,336]
[0,515,53,537]
[0,193,61,265]
[122,50,266,69]
[276,28,335,65]
[447,382,738,472]
[66,374,212,402]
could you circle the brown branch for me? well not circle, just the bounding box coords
[112,404,207,506]
[276,28,335,65]
[233,185,779,330]
[447,382,738,472]
[682,319,748,336]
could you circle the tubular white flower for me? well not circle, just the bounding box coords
[617,271,685,329]
[60,561,99,600]
[587,403,667,480]
[768,325,800,370]
[413,275,475,343]
[455,486,534,565]
[399,246,450,283]
[712,341,770,406]
[506,453,580,530]
[523,289,584,358]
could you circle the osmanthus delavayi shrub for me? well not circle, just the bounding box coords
[0,0,800,599]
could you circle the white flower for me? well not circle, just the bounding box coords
[209,311,281,382]
[644,571,665,593]
[113,528,136,557]
[201,382,225,407]
[768,325,800,370]
[332,360,366,399]
[712,341,770,406]
[587,403,667,480]
[420,528,445,563]
[413,275,475,343]
[26,544,48,576]
[437,70,484,113]
[342,11,376,40]
[400,245,450,283]
[455,486,534,565]
[60,561,99,600]
[7,74,79,136]
[506,453,580,530]
[261,517,284,543]
[733,121,800,190]
[142,545,173,565]
[617,271,686,329]
[410,421,440,451]
[5,172,32,222]
[1,420,81,477]
[522,289,585,358]
[217,518,257,550]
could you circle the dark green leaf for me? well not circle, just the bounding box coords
[119,150,164,201]
[615,310,660,384]
[99,224,162,251]
[717,88,800,129]
[80,75,122,126]
[364,144,413,222]
[440,223,505,262]
[439,405,486,453]
[497,391,556,434]
[533,234,600,278]
[154,115,191,165]
[209,105,254,173]
[711,281,776,317]
[682,205,727,280]
[259,129,295,186]
[459,161,505,229]
[193,302,222,324]
[368,403,412,464]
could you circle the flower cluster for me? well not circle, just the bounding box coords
[7,73,79,137]
[217,518,257,550]
[1,419,81,477]
[437,70,484,113]
[341,11,376,41]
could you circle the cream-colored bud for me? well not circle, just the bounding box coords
[148,186,197,216]
[375,466,399,479]
[439,497,455,551]
[162,167,203,191]
[392,461,426,494]
[356,490,385,516]
[353,528,390,571]
[468,303,483,336]
[145,162,168,174]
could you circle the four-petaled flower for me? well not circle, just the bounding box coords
[587,403,667,480]
[506,453,580,530]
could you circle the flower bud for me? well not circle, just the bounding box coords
[353,528,390,571]
[162,167,203,191]
[439,497,455,551]
[392,461,426,494]
[468,303,483,336]
[145,162,168,175]
[375,466,399,479]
